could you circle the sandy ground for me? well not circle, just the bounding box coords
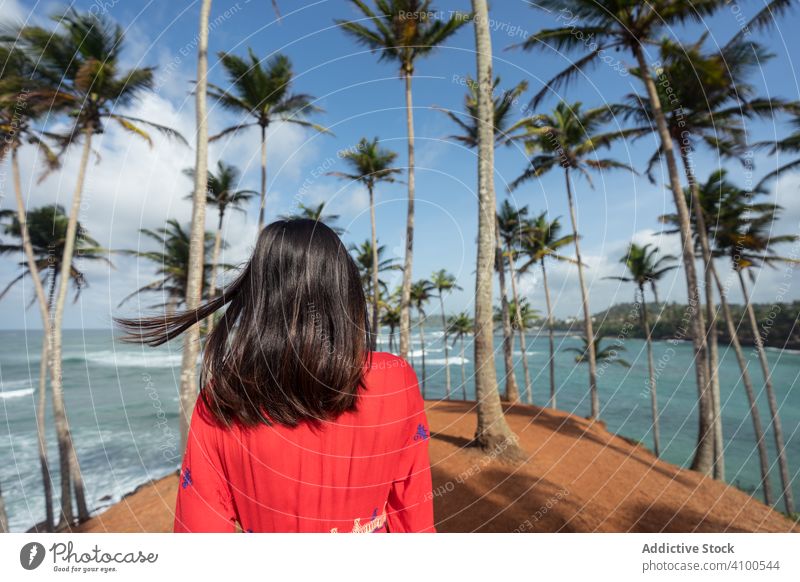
[72,400,798,533]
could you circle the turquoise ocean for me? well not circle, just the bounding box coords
[0,328,798,531]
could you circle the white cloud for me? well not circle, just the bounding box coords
[0,0,26,25]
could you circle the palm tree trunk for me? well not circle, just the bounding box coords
[369,184,379,348]
[706,262,724,479]
[506,246,532,404]
[439,294,451,398]
[398,71,415,361]
[0,481,8,532]
[418,315,427,398]
[737,268,794,513]
[541,259,557,409]
[205,209,224,336]
[496,224,520,401]
[258,124,268,231]
[711,266,774,505]
[50,128,94,528]
[460,335,467,400]
[640,285,660,457]
[209,210,224,299]
[679,147,724,480]
[36,338,54,531]
[471,0,520,457]
[632,44,713,475]
[12,146,54,531]
[180,0,212,457]
[564,167,599,418]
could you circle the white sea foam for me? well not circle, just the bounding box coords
[425,356,470,366]
[81,350,183,368]
[0,388,34,400]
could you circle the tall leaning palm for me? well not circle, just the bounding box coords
[470,0,521,457]
[519,212,576,409]
[0,205,109,530]
[440,74,529,403]
[518,0,725,473]
[622,35,797,479]
[0,43,61,532]
[660,171,775,505]
[16,9,184,528]
[329,136,402,342]
[180,0,213,465]
[209,49,328,229]
[183,161,256,301]
[715,190,797,514]
[510,101,633,419]
[338,1,469,361]
[606,243,676,457]
[430,269,461,399]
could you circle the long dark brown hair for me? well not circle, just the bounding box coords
[115,218,371,428]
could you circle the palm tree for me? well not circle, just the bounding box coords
[439,76,530,147]
[380,298,402,353]
[519,0,721,475]
[118,220,218,312]
[0,44,62,532]
[430,269,461,398]
[510,101,634,418]
[660,171,775,505]
[1,205,111,529]
[280,201,345,235]
[178,0,213,473]
[605,243,676,457]
[714,187,797,514]
[439,74,528,403]
[1,204,110,532]
[568,336,631,369]
[209,48,328,229]
[329,136,402,340]
[0,206,111,310]
[410,278,435,397]
[519,212,576,409]
[183,161,256,301]
[469,0,521,456]
[16,8,185,526]
[621,35,798,479]
[501,300,539,337]
[349,240,400,317]
[338,1,469,361]
[448,311,473,400]
[496,201,533,403]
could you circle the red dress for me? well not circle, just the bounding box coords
[174,352,434,533]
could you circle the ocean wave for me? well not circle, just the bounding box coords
[766,347,800,355]
[0,388,34,400]
[425,357,470,366]
[81,350,184,368]
[0,378,34,390]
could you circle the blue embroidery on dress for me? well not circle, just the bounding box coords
[413,423,429,441]
[181,467,192,489]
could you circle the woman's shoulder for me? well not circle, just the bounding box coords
[367,351,413,372]
[364,352,420,395]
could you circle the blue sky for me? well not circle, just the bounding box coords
[1,0,799,329]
